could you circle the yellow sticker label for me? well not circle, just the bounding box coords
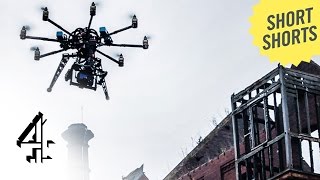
[250,0,320,65]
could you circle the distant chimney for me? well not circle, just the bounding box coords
[62,123,94,180]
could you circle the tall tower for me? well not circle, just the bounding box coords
[62,123,94,180]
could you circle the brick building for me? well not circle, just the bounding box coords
[165,61,320,180]
[164,114,241,180]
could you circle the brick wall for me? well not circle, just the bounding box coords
[179,148,235,180]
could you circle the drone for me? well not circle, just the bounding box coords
[20,2,149,100]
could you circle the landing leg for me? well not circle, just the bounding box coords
[101,79,110,100]
[47,54,73,92]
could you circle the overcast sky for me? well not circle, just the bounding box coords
[1,0,319,180]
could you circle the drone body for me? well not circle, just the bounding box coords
[20,2,149,100]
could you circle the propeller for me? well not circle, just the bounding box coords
[127,13,136,19]
[113,53,122,57]
[113,53,124,67]
[40,6,49,21]
[132,14,138,28]
[20,25,32,40]
[90,2,96,16]
[90,1,103,15]
[33,5,47,12]
[30,46,40,51]
[144,35,153,40]
[30,46,41,61]
[94,1,102,7]
[24,25,31,31]
[143,36,150,49]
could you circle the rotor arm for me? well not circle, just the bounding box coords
[106,43,144,48]
[38,49,67,59]
[108,15,138,36]
[88,15,94,29]
[47,19,72,36]
[108,25,133,36]
[41,7,71,36]
[107,36,149,49]
[96,49,121,65]
[24,35,59,42]
[88,2,96,29]
[47,54,72,92]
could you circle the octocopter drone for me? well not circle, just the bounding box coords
[20,2,149,100]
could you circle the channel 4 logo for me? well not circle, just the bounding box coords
[17,112,55,163]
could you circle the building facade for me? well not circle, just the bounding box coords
[165,61,320,180]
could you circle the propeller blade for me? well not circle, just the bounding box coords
[30,46,42,51]
[127,13,136,19]
[30,46,38,51]
[113,53,122,57]
[94,1,101,7]
[24,25,31,31]
[38,6,48,12]
[145,35,153,40]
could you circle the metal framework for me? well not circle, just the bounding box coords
[20,2,149,100]
[231,65,320,180]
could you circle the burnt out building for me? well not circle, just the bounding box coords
[164,61,320,180]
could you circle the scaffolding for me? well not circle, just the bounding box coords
[231,65,320,180]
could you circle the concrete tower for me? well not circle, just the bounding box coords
[62,123,94,180]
